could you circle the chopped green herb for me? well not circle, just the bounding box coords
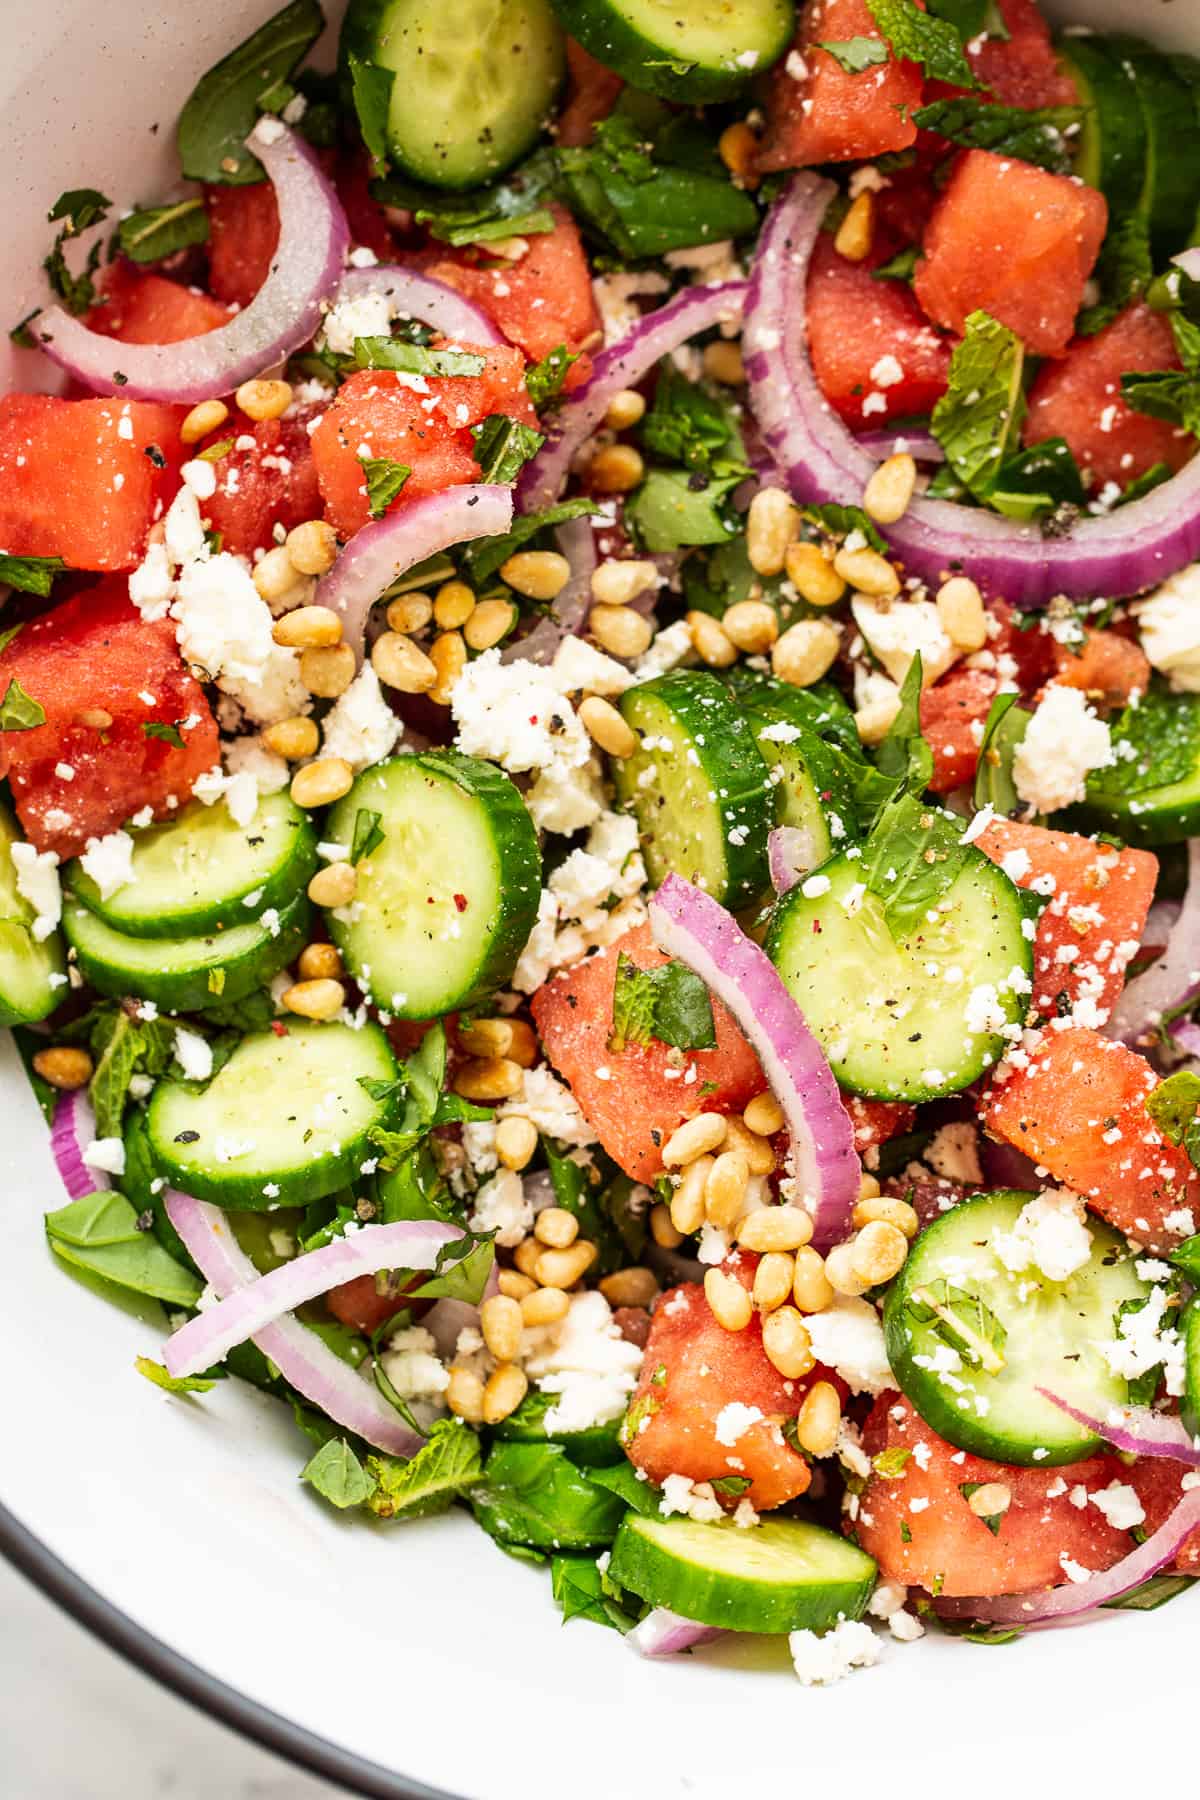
[178,0,324,185]
[610,952,716,1053]
[799,502,887,555]
[464,499,598,588]
[117,197,210,264]
[471,414,546,484]
[142,720,186,750]
[817,37,890,73]
[0,677,46,732]
[912,99,1084,173]
[865,0,976,86]
[525,344,578,410]
[353,337,485,378]
[872,1447,912,1480]
[350,807,386,865]
[359,454,412,519]
[136,1356,216,1395]
[931,311,1026,503]
[973,691,1032,814]
[0,552,66,598]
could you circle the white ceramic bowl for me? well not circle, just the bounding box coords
[1,4,1195,1794]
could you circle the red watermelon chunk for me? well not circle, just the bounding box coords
[756,0,922,171]
[920,667,998,794]
[913,150,1107,356]
[200,408,326,559]
[0,580,218,858]
[205,181,280,309]
[558,38,624,148]
[0,393,184,573]
[87,261,231,344]
[966,0,1080,108]
[807,235,953,428]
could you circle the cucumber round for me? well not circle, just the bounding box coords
[883,1190,1150,1466]
[558,0,796,104]
[146,1020,398,1208]
[1058,37,1147,219]
[725,668,862,762]
[1074,686,1200,847]
[765,849,1031,1102]
[0,803,65,1027]
[66,794,317,939]
[325,751,541,1020]
[62,894,309,1013]
[1102,37,1200,258]
[614,670,774,909]
[341,0,565,189]
[608,1513,876,1634]
[1182,1296,1200,1442]
[491,1389,623,1466]
[737,679,859,865]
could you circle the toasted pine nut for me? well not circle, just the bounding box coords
[76,707,113,730]
[599,1267,659,1309]
[464,598,516,651]
[704,1267,753,1332]
[793,1380,841,1457]
[722,599,779,654]
[851,1220,908,1285]
[32,1046,93,1090]
[371,631,437,693]
[855,691,903,746]
[936,576,988,652]
[737,1206,814,1254]
[722,1116,777,1177]
[834,191,874,263]
[863,453,917,526]
[181,398,230,444]
[589,444,645,494]
[522,1285,570,1326]
[535,1240,598,1289]
[429,631,467,704]
[505,1020,538,1068]
[301,642,356,698]
[501,551,571,600]
[687,610,738,669]
[833,544,900,598]
[747,486,799,578]
[236,378,292,421]
[824,1241,870,1298]
[669,1157,712,1236]
[705,1149,750,1229]
[513,1238,543,1279]
[534,1207,580,1250]
[297,942,343,981]
[966,1481,1012,1520]
[590,604,653,659]
[784,540,847,607]
[498,1269,536,1301]
[591,558,659,607]
[457,1017,513,1058]
[263,715,319,760]
[386,592,433,634]
[580,695,638,758]
[477,233,528,261]
[273,605,343,650]
[482,1363,528,1425]
[496,1114,538,1172]
[307,861,357,907]
[282,977,345,1020]
[433,581,476,630]
[859,1172,882,1201]
[792,1245,835,1313]
[285,519,338,576]
[772,618,840,688]
[853,1194,920,1239]
[762,1305,815,1378]
[650,1202,684,1250]
[290,757,354,808]
[702,340,745,385]
[604,388,646,431]
[718,120,760,186]
[480,1294,523,1363]
[743,1092,784,1138]
[447,1366,486,1423]
[254,545,307,606]
[662,1112,727,1168]
[453,1057,524,1102]
[753,1251,796,1314]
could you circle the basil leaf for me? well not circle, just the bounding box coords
[557,113,758,260]
[302,1437,376,1509]
[931,311,1026,503]
[117,197,210,264]
[45,1190,203,1307]
[350,807,385,864]
[0,677,46,731]
[861,791,972,938]
[471,414,545,484]
[1095,682,1200,799]
[142,720,185,749]
[818,37,890,73]
[799,502,887,554]
[640,363,736,474]
[470,1441,626,1551]
[464,496,597,587]
[625,467,747,554]
[136,1356,216,1395]
[525,344,579,410]
[366,1418,483,1519]
[973,691,1032,814]
[353,337,485,378]
[347,53,393,178]
[610,952,716,1053]
[373,147,560,246]
[913,99,1085,174]
[866,0,976,85]
[550,1554,641,1633]
[178,0,324,185]
[0,552,66,597]
[864,653,933,821]
[359,455,412,518]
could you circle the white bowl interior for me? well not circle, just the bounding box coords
[1,3,1195,1792]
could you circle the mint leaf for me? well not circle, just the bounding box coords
[179,0,324,185]
[470,1441,625,1550]
[42,188,110,315]
[931,311,1026,503]
[0,677,46,731]
[136,1356,216,1395]
[418,203,555,247]
[471,414,545,484]
[525,344,578,410]
[0,552,66,597]
[350,807,385,864]
[872,245,919,284]
[913,99,1084,173]
[973,691,1032,814]
[117,197,210,264]
[353,337,485,378]
[359,454,411,519]
[1145,1070,1200,1147]
[366,1418,483,1520]
[550,1554,641,1633]
[587,1458,663,1516]
[142,720,185,749]
[640,362,737,474]
[1096,682,1200,800]
[817,37,889,73]
[610,952,716,1053]
[988,438,1086,524]
[45,1190,203,1307]
[861,791,972,938]
[48,188,110,232]
[302,1437,376,1509]
[866,0,976,85]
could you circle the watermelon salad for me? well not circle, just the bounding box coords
[8,0,1200,1686]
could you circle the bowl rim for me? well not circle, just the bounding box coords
[0,1498,457,1800]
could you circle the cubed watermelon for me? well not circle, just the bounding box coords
[966,0,1080,108]
[205,181,280,308]
[756,0,922,171]
[921,667,998,794]
[200,408,326,559]
[807,235,953,428]
[87,261,231,344]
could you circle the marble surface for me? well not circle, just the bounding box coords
[0,1556,347,1799]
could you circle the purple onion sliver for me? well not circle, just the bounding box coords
[767,826,819,896]
[1038,1390,1200,1466]
[628,1608,725,1658]
[50,1088,108,1200]
[855,428,944,464]
[331,264,505,347]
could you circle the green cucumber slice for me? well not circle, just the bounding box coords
[883,1189,1150,1466]
[725,668,862,761]
[491,1389,623,1466]
[66,794,318,939]
[1075,685,1200,847]
[1182,1297,1200,1441]
[325,751,541,1020]
[1102,37,1200,258]
[146,1020,397,1207]
[766,850,1031,1102]
[557,0,796,104]
[1058,37,1147,219]
[0,803,65,1027]
[736,679,859,864]
[62,893,309,1013]
[614,670,774,908]
[340,0,565,189]
[608,1513,876,1634]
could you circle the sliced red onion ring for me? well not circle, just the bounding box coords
[316,483,513,665]
[1038,1390,1200,1465]
[628,1608,724,1657]
[164,1189,420,1455]
[50,1088,108,1200]
[35,123,348,402]
[501,512,597,665]
[767,825,820,896]
[1107,839,1200,1045]
[331,264,504,347]
[936,1483,1200,1629]
[648,873,858,1249]
[164,1217,462,1379]
[746,175,1200,604]
[855,429,944,464]
[1173,1019,1200,1062]
[517,281,748,514]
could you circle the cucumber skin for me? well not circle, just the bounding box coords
[1056,37,1146,218]
[609,1514,876,1634]
[63,896,310,1014]
[556,0,795,103]
[1068,787,1200,849]
[1102,37,1200,259]
[1182,1298,1200,1442]
[491,1407,623,1467]
[0,924,65,1029]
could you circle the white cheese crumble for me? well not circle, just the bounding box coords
[11,842,62,940]
[1088,1481,1145,1531]
[468,1168,532,1247]
[1136,563,1200,692]
[1012,685,1114,814]
[83,1136,126,1177]
[993,1188,1093,1283]
[789,1619,880,1687]
[805,1296,894,1396]
[500,1065,595,1147]
[713,1402,765,1447]
[550,635,634,698]
[78,830,135,901]
[378,1325,450,1403]
[174,1027,213,1083]
[523,1290,643,1433]
[174,553,276,685]
[320,664,402,770]
[851,595,959,689]
[659,1474,724,1522]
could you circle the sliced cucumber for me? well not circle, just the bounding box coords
[737,678,859,865]
[726,668,861,762]
[66,794,317,940]
[614,671,774,908]
[325,751,541,1020]
[62,894,309,1013]
[1102,38,1200,259]
[558,0,796,104]
[491,1389,623,1466]
[1076,685,1200,847]
[766,850,1031,1102]
[340,0,565,189]
[609,1513,876,1634]
[884,1190,1149,1466]
[0,803,65,1027]
[1058,37,1147,219]
[1182,1297,1200,1442]
[146,1020,397,1207]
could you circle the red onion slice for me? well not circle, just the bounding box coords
[1038,1391,1200,1465]
[50,1088,108,1200]
[1108,840,1200,1045]
[746,175,1200,604]
[648,873,859,1248]
[767,825,820,896]
[1174,1019,1200,1062]
[501,513,597,665]
[164,1189,421,1456]
[331,264,505,347]
[628,1608,724,1657]
[316,483,513,665]
[516,281,747,514]
[35,122,349,401]
[163,1216,462,1379]
[855,429,944,464]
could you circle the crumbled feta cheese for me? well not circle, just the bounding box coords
[524,1290,643,1433]
[525,756,606,835]
[79,829,135,900]
[789,1619,880,1686]
[659,1474,724,1522]
[163,484,207,565]
[223,735,290,796]
[1099,1284,1185,1397]
[512,812,646,991]
[851,595,958,689]
[1012,685,1114,814]
[218,643,311,727]
[83,1136,126,1177]
[468,1167,532,1247]
[993,1188,1093,1283]
[320,288,395,356]
[320,663,402,770]
[452,648,591,776]
[925,1121,982,1187]
[1088,1481,1145,1531]
[378,1325,449,1402]
[714,1402,765,1447]
[500,1065,595,1147]
[181,457,217,501]
[461,1119,498,1175]
[11,841,61,941]
[806,1296,894,1396]
[633,619,694,682]
[174,554,275,685]
[192,763,260,829]
[592,269,670,346]
[174,1026,213,1083]
[128,539,175,621]
[550,635,634,698]
[1136,564,1200,692]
